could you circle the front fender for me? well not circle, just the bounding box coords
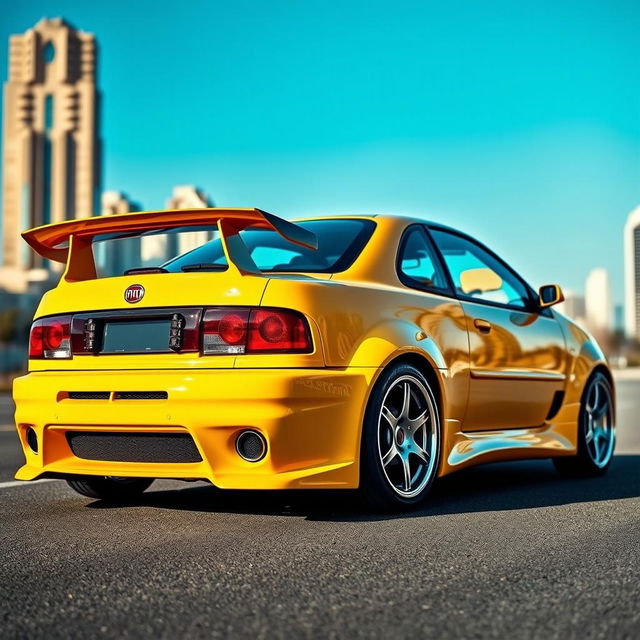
[553,310,610,405]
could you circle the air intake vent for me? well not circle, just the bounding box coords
[66,432,202,463]
[68,391,110,400]
[113,391,168,400]
[546,390,565,421]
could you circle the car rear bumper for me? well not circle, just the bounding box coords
[13,368,377,489]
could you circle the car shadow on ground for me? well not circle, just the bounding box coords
[85,454,640,522]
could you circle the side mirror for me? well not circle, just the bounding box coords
[538,284,564,308]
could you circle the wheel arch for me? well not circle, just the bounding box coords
[357,350,445,506]
[587,363,616,414]
[366,350,445,425]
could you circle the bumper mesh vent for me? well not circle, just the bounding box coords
[66,432,202,463]
[114,391,168,400]
[68,391,110,400]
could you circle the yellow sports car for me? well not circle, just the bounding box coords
[13,208,615,510]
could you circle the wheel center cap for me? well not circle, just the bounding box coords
[396,429,405,445]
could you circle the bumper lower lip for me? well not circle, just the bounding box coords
[12,367,378,489]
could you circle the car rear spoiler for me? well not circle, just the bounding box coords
[21,208,318,279]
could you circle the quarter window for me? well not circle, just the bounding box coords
[430,228,531,309]
[398,227,449,293]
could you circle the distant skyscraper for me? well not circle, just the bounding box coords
[614,303,624,333]
[624,206,640,340]
[97,192,140,277]
[101,191,138,217]
[166,185,214,255]
[556,290,586,326]
[1,18,100,291]
[141,186,213,265]
[585,267,612,333]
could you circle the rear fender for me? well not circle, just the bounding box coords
[348,319,446,370]
[347,319,469,428]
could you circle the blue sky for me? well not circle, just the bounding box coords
[2,0,639,302]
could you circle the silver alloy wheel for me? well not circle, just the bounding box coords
[584,377,615,468]
[377,374,438,498]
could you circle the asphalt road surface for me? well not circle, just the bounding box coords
[1,374,639,639]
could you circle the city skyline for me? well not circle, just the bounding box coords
[0,2,638,304]
[0,17,215,295]
[1,17,99,292]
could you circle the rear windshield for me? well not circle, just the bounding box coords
[92,218,375,278]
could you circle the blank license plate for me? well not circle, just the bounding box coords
[102,319,171,353]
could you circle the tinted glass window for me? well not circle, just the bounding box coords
[92,226,216,278]
[164,219,374,274]
[430,228,531,309]
[398,227,449,293]
[91,219,375,277]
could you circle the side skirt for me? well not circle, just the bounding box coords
[439,418,578,477]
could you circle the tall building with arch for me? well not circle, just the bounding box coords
[624,206,640,340]
[1,18,100,292]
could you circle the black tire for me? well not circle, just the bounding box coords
[66,476,154,500]
[553,372,615,477]
[360,363,441,512]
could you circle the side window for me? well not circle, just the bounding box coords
[398,227,450,293]
[430,228,531,309]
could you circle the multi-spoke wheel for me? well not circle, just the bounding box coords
[66,476,154,500]
[360,364,440,510]
[554,372,615,477]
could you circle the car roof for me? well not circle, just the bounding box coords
[291,213,461,235]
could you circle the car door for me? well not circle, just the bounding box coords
[429,226,567,431]
[395,225,471,425]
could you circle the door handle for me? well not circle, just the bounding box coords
[473,318,492,333]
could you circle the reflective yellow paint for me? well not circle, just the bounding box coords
[13,368,375,487]
[13,212,611,488]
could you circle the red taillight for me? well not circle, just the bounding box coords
[29,323,44,359]
[219,313,248,345]
[46,322,64,349]
[247,309,311,352]
[202,308,251,355]
[29,315,72,359]
[201,308,311,355]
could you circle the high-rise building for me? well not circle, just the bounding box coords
[614,303,624,334]
[624,206,640,340]
[1,18,100,292]
[556,290,586,326]
[585,267,612,333]
[96,192,140,277]
[166,185,214,255]
[101,191,138,217]
[141,185,213,265]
